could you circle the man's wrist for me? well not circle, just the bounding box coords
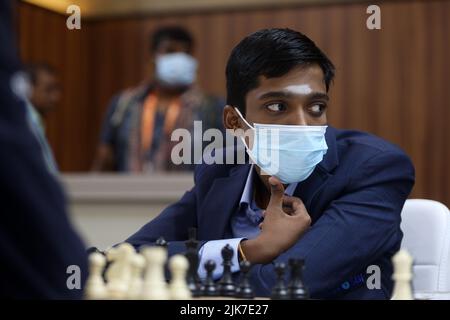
[240,236,278,264]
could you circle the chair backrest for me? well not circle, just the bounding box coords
[400,199,450,297]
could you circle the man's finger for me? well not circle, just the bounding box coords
[267,176,285,209]
[283,196,306,216]
[281,205,295,215]
[283,196,303,209]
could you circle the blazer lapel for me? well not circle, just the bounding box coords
[198,164,251,240]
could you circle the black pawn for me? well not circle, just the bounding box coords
[202,260,218,296]
[155,237,168,248]
[271,262,289,300]
[86,246,106,256]
[236,261,254,299]
[288,259,309,300]
[218,244,236,296]
[185,228,202,296]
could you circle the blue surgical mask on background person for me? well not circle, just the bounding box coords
[234,107,328,184]
[155,52,198,87]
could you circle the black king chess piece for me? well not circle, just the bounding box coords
[218,244,236,296]
[236,260,254,299]
[202,259,218,296]
[271,262,289,299]
[288,258,309,300]
[184,228,203,296]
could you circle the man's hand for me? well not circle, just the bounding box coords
[241,176,311,264]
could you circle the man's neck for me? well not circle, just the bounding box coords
[253,166,271,209]
[253,166,288,209]
[153,83,187,100]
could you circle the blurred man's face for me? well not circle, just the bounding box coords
[153,38,196,89]
[154,38,191,56]
[31,70,61,115]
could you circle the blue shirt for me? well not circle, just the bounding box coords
[198,165,298,279]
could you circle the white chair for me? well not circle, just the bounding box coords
[400,199,450,299]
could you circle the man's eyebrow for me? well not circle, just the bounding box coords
[258,91,294,100]
[258,90,329,101]
[307,92,329,101]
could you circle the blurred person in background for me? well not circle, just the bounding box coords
[24,63,61,133]
[23,63,61,174]
[92,26,224,173]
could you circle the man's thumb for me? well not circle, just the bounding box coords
[267,176,285,209]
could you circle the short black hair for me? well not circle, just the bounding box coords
[23,63,56,85]
[226,28,335,114]
[150,26,194,53]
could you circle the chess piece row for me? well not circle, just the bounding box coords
[85,243,191,300]
[85,227,310,300]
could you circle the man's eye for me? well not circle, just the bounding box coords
[266,103,286,112]
[309,104,326,116]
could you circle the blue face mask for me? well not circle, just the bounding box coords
[234,108,328,184]
[155,52,198,87]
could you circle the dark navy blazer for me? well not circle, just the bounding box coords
[127,125,415,299]
[0,1,88,299]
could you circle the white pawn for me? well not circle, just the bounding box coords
[391,249,414,300]
[169,254,192,300]
[127,253,146,299]
[141,246,170,300]
[106,243,135,299]
[85,252,107,300]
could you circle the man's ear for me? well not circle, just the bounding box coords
[223,105,242,130]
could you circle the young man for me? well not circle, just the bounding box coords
[126,28,415,299]
[92,26,224,172]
